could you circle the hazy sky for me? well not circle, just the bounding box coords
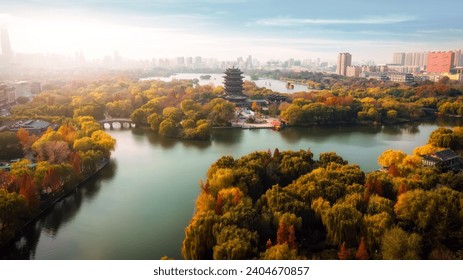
[1,0,463,64]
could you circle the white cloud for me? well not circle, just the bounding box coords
[254,15,415,27]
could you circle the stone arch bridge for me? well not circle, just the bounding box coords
[98,118,135,129]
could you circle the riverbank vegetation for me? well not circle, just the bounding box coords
[279,77,463,126]
[0,117,115,246]
[5,74,463,139]
[182,127,463,260]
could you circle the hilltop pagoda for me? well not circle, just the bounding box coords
[223,67,247,106]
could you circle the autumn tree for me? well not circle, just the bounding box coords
[355,237,369,260]
[324,202,362,246]
[206,98,235,127]
[0,189,27,243]
[260,243,301,260]
[212,225,259,260]
[16,127,37,152]
[338,242,351,260]
[381,227,422,260]
[428,127,457,149]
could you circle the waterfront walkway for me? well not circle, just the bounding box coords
[230,116,281,129]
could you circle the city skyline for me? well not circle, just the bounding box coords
[0,0,463,64]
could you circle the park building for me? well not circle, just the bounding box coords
[422,149,461,171]
[8,120,52,134]
[222,67,248,107]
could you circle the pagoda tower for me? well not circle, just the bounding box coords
[223,67,247,106]
[224,67,244,95]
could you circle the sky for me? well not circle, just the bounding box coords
[1,0,463,64]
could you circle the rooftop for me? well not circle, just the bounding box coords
[9,120,51,131]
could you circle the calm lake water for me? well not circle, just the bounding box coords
[1,121,451,259]
[141,73,310,93]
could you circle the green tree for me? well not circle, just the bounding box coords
[318,152,347,167]
[182,211,219,260]
[147,113,163,132]
[213,225,258,260]
[260,243,301,260]
[324,201,362,246]
[0,132,23,160]
[0,189,27,243]
[159,119,178,138]
[381,227,422,259]
[206,98,235,127]
[162,107,184,123]
[428,127,457,149]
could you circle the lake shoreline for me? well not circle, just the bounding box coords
[2,159,110,252]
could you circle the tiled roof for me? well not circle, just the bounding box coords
[434,149,459,161]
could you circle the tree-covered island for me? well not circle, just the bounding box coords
[183,127,463,259]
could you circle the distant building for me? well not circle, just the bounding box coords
[454,49,462,67]
[387,65,422,74]
[9,120,52,134]
[176,57,185,66]
[194,56,202,66]
[346,66,361,78]
[392,53,405,65]
[0,83,15,107]
[427,51,455,73]
[0,27,13,64]
[336,53,352,76]
[11,81,33,100]
[404,52,427,67]
[389,73,415,83]
[363,72,389,81]
[422,149,461,170]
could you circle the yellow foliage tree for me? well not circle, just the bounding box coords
[377,149,406,168]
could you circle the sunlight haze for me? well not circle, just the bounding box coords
[1,0,463,63]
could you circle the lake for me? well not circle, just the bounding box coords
[1,122,446,259]
[140,73,310,93]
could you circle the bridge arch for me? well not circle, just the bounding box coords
[98,118,135,130]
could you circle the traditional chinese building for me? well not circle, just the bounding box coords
[422,149,461,170]
[222,67,248,106]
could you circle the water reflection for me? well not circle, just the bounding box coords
[435,116,463,127]
[381,124,420,135]
[279,125,383,144]
[0,161,117,260]
[146,132,178,149]
[212,128,243,144]
[181,139,211,150]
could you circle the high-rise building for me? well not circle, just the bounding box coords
[246,55,253,69]
[454,49,462,67]
[403,52,427,67]
[346,66,361,78]
[0,27,13,63]
[427,51,455,73]
[194,56,202,67]
[176,57,185,66]
[336,53,352,76]
[392,53,405,65]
